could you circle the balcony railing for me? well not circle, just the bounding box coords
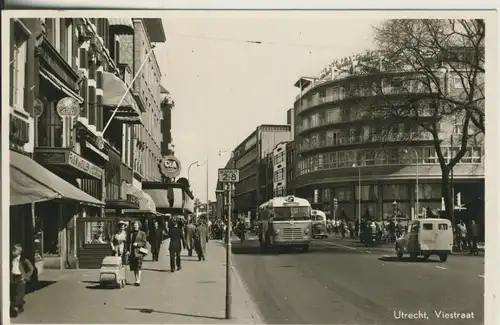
[297,132,434,152]
[295,85,428,114]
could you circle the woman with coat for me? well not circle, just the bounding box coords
[194,219,209,261]
[184,218,196,257]
[127,221,147,286]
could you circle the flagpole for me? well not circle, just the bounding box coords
[102,45,156,135]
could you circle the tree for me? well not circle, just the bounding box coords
[363,19,484,224]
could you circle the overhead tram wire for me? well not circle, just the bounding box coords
[164,32,339,50]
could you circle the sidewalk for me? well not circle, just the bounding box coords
[13,240,263,324]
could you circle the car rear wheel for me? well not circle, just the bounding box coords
[439,253,448,262]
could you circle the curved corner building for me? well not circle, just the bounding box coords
[292,52,484,230]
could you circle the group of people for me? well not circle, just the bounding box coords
[109,217,211,283]
[455,220,480,253]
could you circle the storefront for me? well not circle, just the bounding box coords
[10,149,104,272]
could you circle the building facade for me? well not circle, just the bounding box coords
[160,85,175,156]
[285,141,296,195]
[232,125,291,219]
[292,52,484,228]
[272,142,288,197]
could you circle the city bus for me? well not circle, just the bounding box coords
[258,195,312,253]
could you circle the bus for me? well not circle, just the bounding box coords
[258,195,312,252]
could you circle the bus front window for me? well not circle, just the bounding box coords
[273,207,311,221]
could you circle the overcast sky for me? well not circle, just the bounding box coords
[154,12,382,202]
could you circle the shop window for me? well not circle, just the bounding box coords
[417,183,441,200]
[355,185,379,201]
[37,100,63,147]
[383,184,409,200]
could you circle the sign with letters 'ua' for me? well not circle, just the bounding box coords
[162,155,182,178]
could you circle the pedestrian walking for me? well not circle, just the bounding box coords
[194,219,209,261]
[468,220,479,253]
[184,218,196,257]
[127,221,147,286]
[111,220,128,265]
[10,244,34,318]
[167,217,186,272]
[149,221,165,262]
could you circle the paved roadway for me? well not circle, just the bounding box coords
[233,234,484,325]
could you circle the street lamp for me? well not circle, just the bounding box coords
[403,148,419,219]
[392,200,398,224]
[352,163,361,236]
[438,65,455,227]
[187,161,200,182]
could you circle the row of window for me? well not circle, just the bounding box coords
[316,183,442,203]
[297,146,483,176]
[274,151,285,164]
[274,169,284,182]
[295,74,468,114]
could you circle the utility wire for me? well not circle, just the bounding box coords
[165,32,338,50]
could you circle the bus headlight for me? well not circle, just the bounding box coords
[274,229,280,235]
[304,228,310,235]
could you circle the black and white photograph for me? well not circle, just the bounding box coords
[2,8,497,325]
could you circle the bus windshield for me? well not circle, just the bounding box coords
[272,207,311,221]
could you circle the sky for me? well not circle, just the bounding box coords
[153,12,383,203]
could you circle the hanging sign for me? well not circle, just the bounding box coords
[34,99,44,118]
[161,155,182,178]
[56,97,80,118]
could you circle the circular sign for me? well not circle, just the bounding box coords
[95,136,105,150]
[162,155,182,178]
[34,99,44,118]
[56,97,80,118]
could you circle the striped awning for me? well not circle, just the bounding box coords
[109,18,134,35]
[102,71,143,125]
[144,188,194,214]
[122,183,157,214]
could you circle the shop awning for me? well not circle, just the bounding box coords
[102,71,143,125]
[109,18,134,35]
[10,150,104,207]
[122,183,158,214]
[144,188,193,214]
[39,67,84,104]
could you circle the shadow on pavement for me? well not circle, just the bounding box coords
[142,268,171,272]
[26,280,57,295]
[378,256,441,263]
[124,307,226,320]
[231,243,359,255]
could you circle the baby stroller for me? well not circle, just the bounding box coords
[99,256,126,289]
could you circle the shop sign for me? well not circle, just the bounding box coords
[56,97,80,118]
[68,151,103,179]
[161,155,182,178]
[34,99,44,118]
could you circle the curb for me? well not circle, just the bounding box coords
[231,264,265,324]
[212,240,265,324]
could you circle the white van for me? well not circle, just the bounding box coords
[395,218,453,262]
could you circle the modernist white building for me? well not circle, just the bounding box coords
[272,142,288,197]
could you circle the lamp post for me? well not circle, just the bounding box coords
[403,148,419,219]
[352,163,361,236]
[392,200,398,224]
[187,161,200,182]
[438,65,455,227]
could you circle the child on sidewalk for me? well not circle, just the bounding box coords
[10,244,34,318]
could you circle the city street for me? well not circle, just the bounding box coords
[12,241,262,324]
[233,235,484,325]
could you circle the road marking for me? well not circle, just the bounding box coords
[364,250,372,254]
[478,275,484,278]
[325,242,357,250]
[436,266,447,270]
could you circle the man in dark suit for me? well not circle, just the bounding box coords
[10,244,34,317]
[167,217,186,272]
[149,221,165,262]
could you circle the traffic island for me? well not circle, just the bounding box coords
[12,240,264,324]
